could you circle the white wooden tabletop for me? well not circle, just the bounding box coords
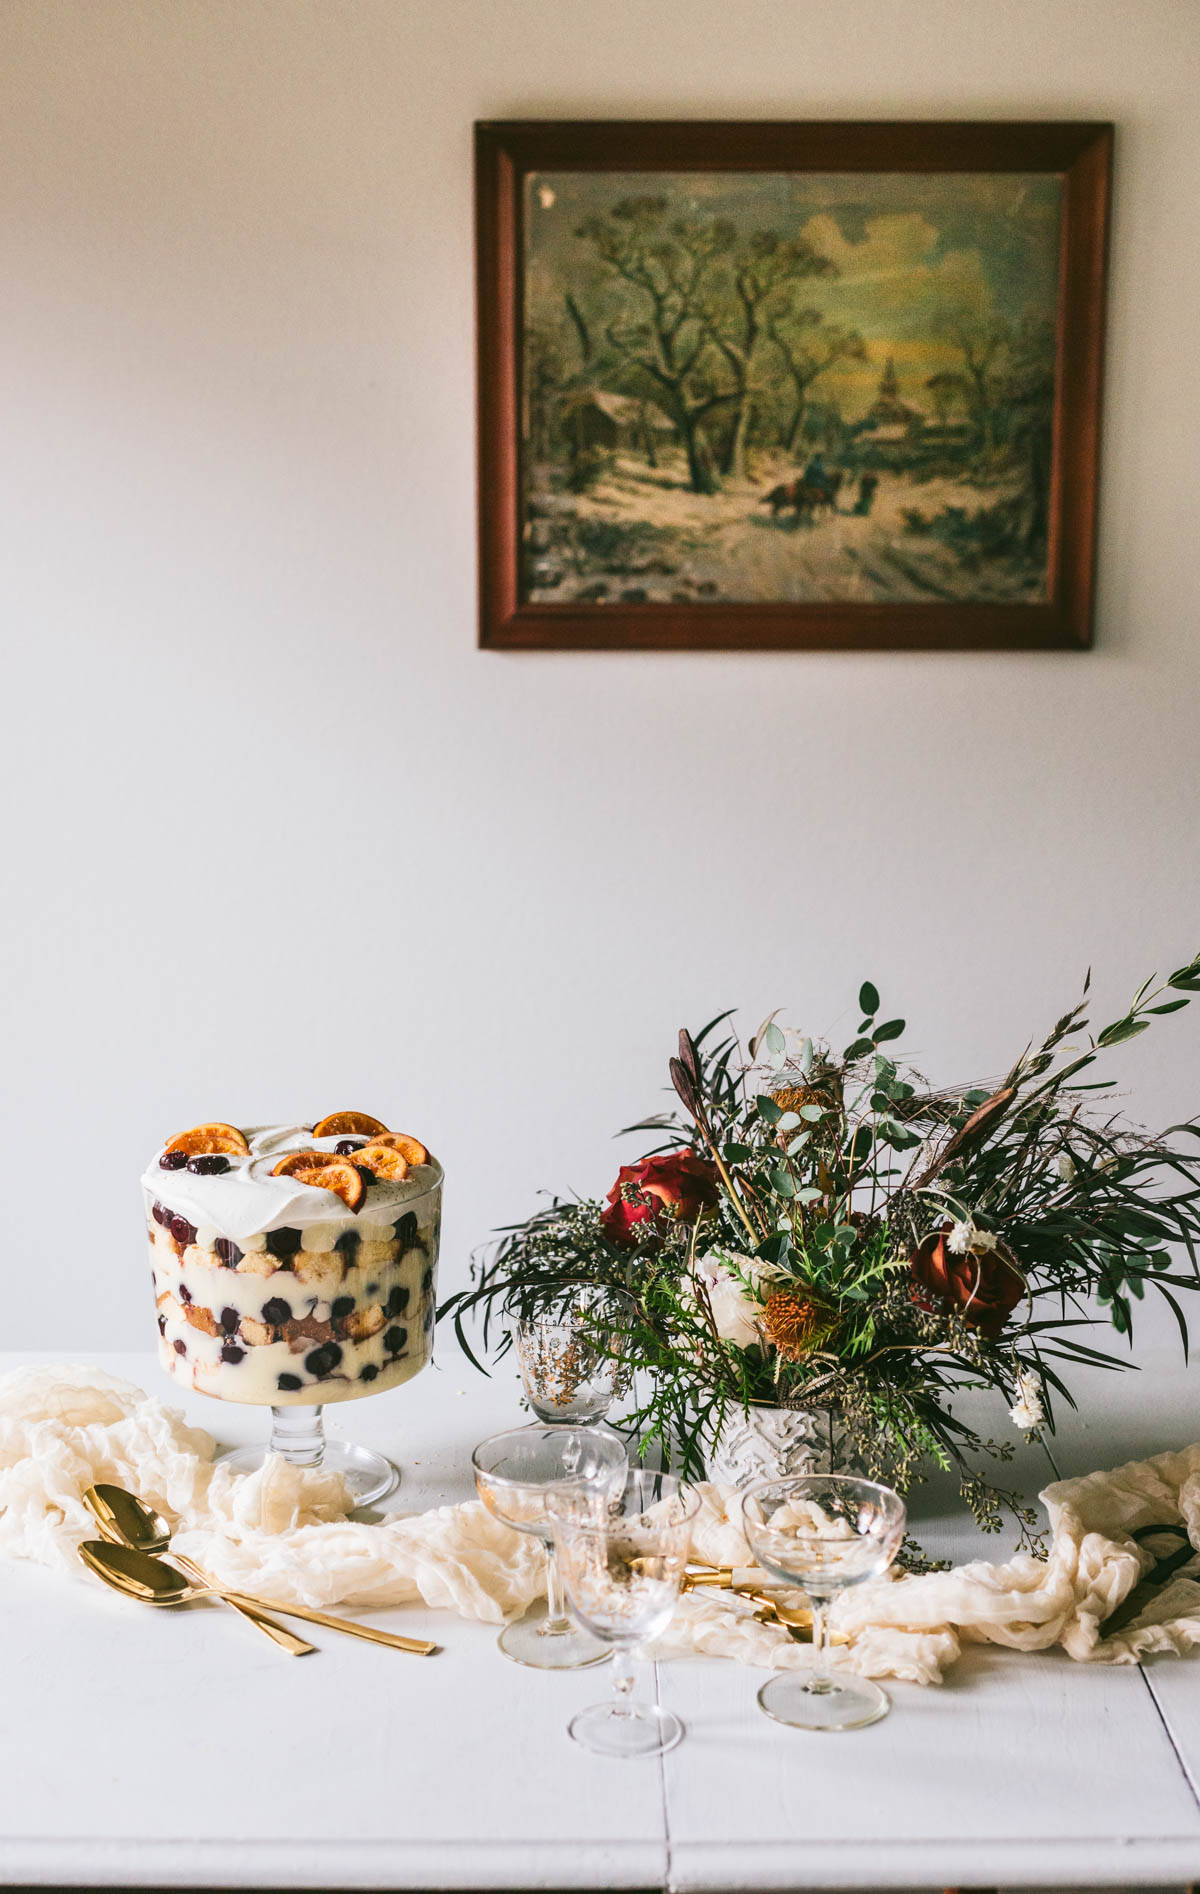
[2,1344,1198,1894]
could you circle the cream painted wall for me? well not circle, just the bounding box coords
[1,0,1198,1354]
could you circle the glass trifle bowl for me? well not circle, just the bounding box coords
[144,1114,442,1503]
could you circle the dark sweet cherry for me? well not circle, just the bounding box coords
[214,1237,243,1267]
[187,1153,229,1176]
[421,1265,433,1296]
[277,1372,302,1392]
[359,1363,380,1382]
[220,1343,245,1364]
[335,1139,366,1155]
[178,1283,192,1304]
[173,1338,187,1357]
[334,1230,360,1256]
[354,1165,376,1188]
[261,1296,293,1327]
[396,1213,418,1249]
[365,1281,379,1296]
[266,1227,302,1259]
[219,1306,240,1334]
[383,1325,407,1355]
[385,1285,410,1318]
[169,1214,197,1246]
[159,1150,188,1171]
[305,1342,343,1378]
[331,1296,355,1321]
[157,1313,166,1335]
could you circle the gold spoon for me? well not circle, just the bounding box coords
[79,1540,439,1655]
[83,1484,315,1658]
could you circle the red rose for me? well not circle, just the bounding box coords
[600,1151,720,1249]
[909,1225,1025,1339]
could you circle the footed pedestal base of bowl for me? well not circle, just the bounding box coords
[218,1403,398,1506]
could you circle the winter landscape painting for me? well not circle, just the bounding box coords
[476,121,1110,648]
[521,169,1063,609]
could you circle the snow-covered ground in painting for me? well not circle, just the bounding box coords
[525,452,1046,606]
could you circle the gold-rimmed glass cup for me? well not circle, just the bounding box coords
[741,1473,906,1732]
[551,1467,698,1758]
[472,1424,628,1670]
[515,1283,635,1426]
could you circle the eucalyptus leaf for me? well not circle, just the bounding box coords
[873,1018,906,1044]
[859,981,881,1016]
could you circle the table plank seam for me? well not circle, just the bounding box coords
[656,1658,674,1892]
[1144,1668,1200,1817]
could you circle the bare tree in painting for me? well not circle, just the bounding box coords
[706,231,834,479]
[936,313,1011,460]
[764,302,867,459]
[573,197,739,494]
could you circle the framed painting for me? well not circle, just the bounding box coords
[475,119,1112,651]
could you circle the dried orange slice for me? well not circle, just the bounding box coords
[164,1122,250,1156]
[272,1150,340,1178]
[354,1142,410,1182]
[363,1131,428,1166]
[312,1111,388,1139]
[278,1157,365,1211]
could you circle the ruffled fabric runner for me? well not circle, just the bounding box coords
[3,1362,1200,1686]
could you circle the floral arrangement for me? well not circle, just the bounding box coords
[443,961,1200,1539]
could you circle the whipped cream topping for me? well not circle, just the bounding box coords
[142,1124,441,1244]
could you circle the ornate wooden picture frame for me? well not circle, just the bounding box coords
[476,119,1112,651]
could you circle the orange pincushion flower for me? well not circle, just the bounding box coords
[761,1286,835,1361]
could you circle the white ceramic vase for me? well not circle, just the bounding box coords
[706,1403,864,1489]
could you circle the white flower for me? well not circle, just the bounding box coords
[691,1247,774,1350]
[947,1219,998,1256]
[1009,1371,1045,1432]
[1056,1151,1076,1183]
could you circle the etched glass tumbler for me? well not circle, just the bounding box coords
[472,1424,628,1670]
[741,1473,906,1731]
[515,1284,635,1425]
[551,1468,698,1759]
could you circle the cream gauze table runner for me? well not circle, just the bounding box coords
[3,1363,1200,1687]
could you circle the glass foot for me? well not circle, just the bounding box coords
[756,1669,890,1732]
[498,1602,612,1670]
[568,1700,684,1759]
[219,1438,398,1506]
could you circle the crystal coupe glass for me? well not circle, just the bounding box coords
[515,1284,635,1425]
[741,1474,906,1732]
[551,1468,698,1759]
[145,1121,442,1506]
[472,1424,628,1669]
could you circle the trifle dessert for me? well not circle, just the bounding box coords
[144,1113,442,1500]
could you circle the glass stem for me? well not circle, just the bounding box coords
[541,1544,573,1635]
[610,1644,636,1716]
[268,1403,326,1466]
[808,1591,834,1695]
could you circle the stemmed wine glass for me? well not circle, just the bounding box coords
[472,1424,627,1669]
[551,1468,698,1758]
[515,1284,636,1426]
[741,1474,906,1732]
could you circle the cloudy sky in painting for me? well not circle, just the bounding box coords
[526,169,1062,418]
